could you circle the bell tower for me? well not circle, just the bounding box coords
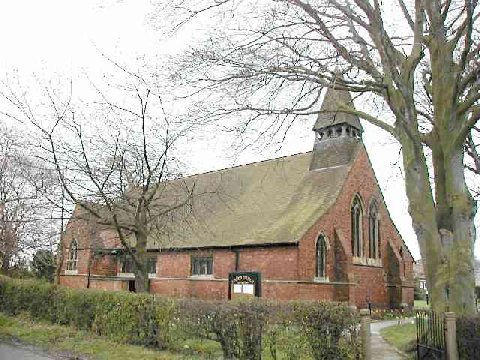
[310,83,363,171]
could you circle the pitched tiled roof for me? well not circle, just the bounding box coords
[146,146,360,250]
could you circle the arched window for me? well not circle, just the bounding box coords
[351,195,363,257]
[316,235,327,278]
[66,239,78,271]
[369,201,380,259]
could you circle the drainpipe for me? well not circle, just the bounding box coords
[233,249,240,272]
[86,248,92,289]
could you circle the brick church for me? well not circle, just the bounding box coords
[59,87,415,309]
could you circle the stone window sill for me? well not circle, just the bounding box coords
[189,274,214,280]
[313,276,330,283]
[65,270,78,275]
[117,272,156,279]
[352,257,383,267]
[117,272,135,278]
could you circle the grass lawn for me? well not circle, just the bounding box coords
[380,323,416,359]
[414,300,430,309]
[0,312,218,359]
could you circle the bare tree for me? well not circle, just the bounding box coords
[159,0,480,313]
[0,125,59,273]
[1,67,197,292]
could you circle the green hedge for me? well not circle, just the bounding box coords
[457,315,480,360]
[176,299,362,359]
[0,276,172,348]
[0,276,362,359]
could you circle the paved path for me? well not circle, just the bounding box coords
[0,341,56,360]
[370,318,414,360]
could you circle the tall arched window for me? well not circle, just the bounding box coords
[351,195,363,257]
[369,201,380,259]
[316,235,327,278]
[66,240,78,271]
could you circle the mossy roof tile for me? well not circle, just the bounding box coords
[146,147,358,250]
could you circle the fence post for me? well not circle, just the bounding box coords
[444,312,458,360]
[360,309,371,360]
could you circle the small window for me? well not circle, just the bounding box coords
[66,240,78,271]
[316,235,327,278]
[120,255,156,275]
[351,195,363,257]
[191,256,213,276]
[369,201,380,259]
[147,257,157,275]
[120,255,135,273]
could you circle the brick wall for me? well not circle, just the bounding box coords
[150,278,227,299]
[297,146,414,308]
[262,282,334,301]
[156,247,298,280]
[60,275,88,288]
[235,247,298,280]
[91,256,117,276]
[151,247,299,299]
[89,278,128,291]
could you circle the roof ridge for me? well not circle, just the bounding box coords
[182,150,313,180]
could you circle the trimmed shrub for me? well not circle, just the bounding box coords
[179,299,362,360]
[92,292,175,347]
[457,315,480,360]
[292,302,361,360]
[0,276,174,349]
[0,276,362,359]
[178,299,272,359]
[0,278,55,321]
[53,287,98,329]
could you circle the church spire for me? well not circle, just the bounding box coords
[309,80,363,171]
[313,86,363,133]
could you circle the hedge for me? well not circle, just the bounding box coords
[457,314,480,360]
[0,276,362,359]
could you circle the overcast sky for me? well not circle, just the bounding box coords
[0,0,478,260]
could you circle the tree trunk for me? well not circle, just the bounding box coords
[1,251,11,273]
[134,270,149,293]
[399,126,477,314]
[86,250,93,289]
[55,191,66,285]
[423,7,477,314]
[134,229,150,293]
[440,148,476,313]
[399,129,447,312]
[55,234,65,285]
